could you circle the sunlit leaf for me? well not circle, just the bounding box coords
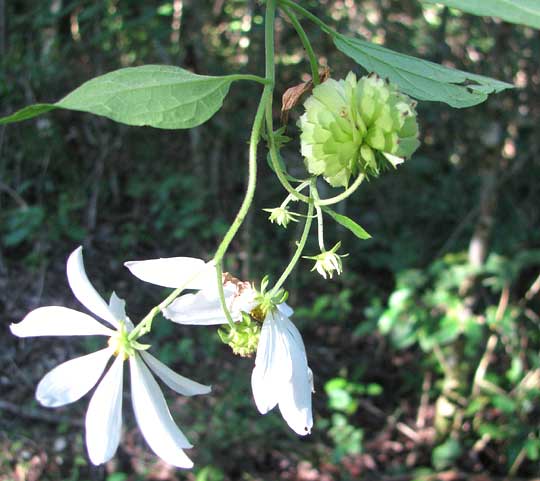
[333,34,514,108]
[0,66,238,129]
[422,0,540,29]
[322,206,371,239]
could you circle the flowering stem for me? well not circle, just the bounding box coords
[280,180,310,208]
[311,185,326,251]
[317,173,365,206]
[129,272,207,341]
[211,0,278,327]
[266,118,311,205]
[279,5,320,85]
[270,180,315,296]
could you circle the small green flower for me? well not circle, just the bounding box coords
[263,206,300,228]
[304,242,348,279]
[298,72,420,187]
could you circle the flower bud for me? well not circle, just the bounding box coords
[304,242,348,279]
[263,206,300,228]
[298,72,420,187]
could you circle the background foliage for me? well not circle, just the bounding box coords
[1,0,539,480]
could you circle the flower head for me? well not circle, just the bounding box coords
[299,72,420,187]
[304,241,348,279]
[126,260,314,434]
[10,247,210,468]
[263,206,300,228]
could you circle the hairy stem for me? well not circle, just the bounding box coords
[311,185,326,251]
[211,0,278,325]
[270,180,315,295]
[279,5,319,85]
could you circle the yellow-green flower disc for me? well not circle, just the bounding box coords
[299,72,420,187]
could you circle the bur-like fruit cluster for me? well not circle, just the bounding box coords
[299,72,420,187]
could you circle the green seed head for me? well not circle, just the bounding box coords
[218,313,261,357]
[298,72,420,187]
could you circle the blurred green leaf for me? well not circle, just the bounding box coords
[106,474,128,481]
[196,466,225,481]
[492,394,517,414]
[432,438,462,470]
[525,437,540,461]
[2,206,45,246]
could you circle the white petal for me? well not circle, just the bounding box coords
[277,302,294,318]
[125,257,215,290]
[36,348,112,407]
[109,292,134,331]
[251,365,279,415]
[85,355,124,465]
[67,247,118,328]
[163,284,236,325]
[276,314,313,435]
[251,311,292,414]
[129,355,194,468]
[109,292,127,321]
[10,306,114,338]
[140,352,211,396]
[278,371,313,436]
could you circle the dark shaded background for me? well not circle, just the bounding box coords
[1,1,540,480]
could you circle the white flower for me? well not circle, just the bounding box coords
[304,241,348,279]
[125,257,313,435]
[125,258,257,325]
[10,247,210,468]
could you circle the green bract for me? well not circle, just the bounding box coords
[299,72,420,187]
[218,313,261,357]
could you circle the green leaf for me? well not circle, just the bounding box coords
[432,438,462,471]
[0,104,58,124]
[333,34,514,108]
[525,438,540,461]
[0,65,237,129]
[321,206,371,239]
[422,0,540,29]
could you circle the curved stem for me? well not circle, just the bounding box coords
[311,185,326,251]
[266,114,311,204]
[212,0,277,326]
[317,173,365,206]
[270,181,315,295]
[213,88,271,326]
[228,74,273,86]
[129,268,210,340]
[279,5,319,85]
[280,180,310,208]
[278,0,338,36]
